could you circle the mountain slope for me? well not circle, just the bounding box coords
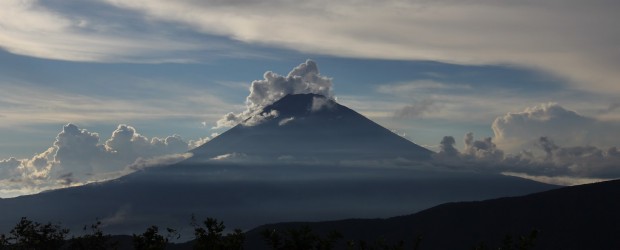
[0,162,557,238]
[245,179,620,249]
[190,93,433,162]
[0,94,558,238]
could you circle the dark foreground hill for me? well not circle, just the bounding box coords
[245,179,620,250]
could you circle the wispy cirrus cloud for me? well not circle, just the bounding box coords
[0,0,253,62]
[0,80,230,127]
[2,0,618,96]
[99,0,620,96]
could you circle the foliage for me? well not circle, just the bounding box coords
[472,230,539,250]
[0,216,539,250]
[132,225,175,250]
[0,217,69,250]
[191,216,245,250]
[68,220,118,250]
[262,225,342,250]
[346,237,406,250]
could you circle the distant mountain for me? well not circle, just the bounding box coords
[0,94,557,239]
[245,179,620,250]
[190,93,433,162]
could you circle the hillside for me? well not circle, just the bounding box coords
[245,179,620,249]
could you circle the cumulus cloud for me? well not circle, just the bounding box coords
[437,136,459,158]
[429,103,620,185]
[0,123,202,197]
[104,125,188,162]
[492,103,620,152]
[214,60,333,128]
[462,132,504,162]
[434,133,504,165]
[433,133,620,184]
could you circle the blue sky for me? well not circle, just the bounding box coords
[1,0,620,196]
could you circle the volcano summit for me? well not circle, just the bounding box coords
[190,93,433,163]
[0,61,557,239]
[0,93,556,237]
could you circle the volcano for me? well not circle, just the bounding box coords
[190,93,433,162]
[0,94,557,238]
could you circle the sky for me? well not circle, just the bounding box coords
[1,0,620,197]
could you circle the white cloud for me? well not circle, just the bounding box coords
[378,80,471,95]
[214,60,333,128]
[492,103,620,152]
[0,0,205,62]
[0,124,202,197]
[4,0,618,96]
[433,132,620,184]
[429,103,620,185]
[243,110,279,127]
[188,133,219,149]
[105,125,188,161]
[502,172,610,187]
[311,96,336,112]
[126,153,192,171]
[278,117,295,126]
[211,153,249,162]
[0,81,230,128]
[98,0,620,96]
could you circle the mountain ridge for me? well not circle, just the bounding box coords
[244,178,620,249]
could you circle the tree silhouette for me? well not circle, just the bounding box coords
[132,225,171,250]
[0,217,68,250]
[68,220,118,250]
[472,229,539,250]
[191,216,244,250]
[261,225,342,250]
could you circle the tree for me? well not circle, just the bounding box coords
[1,217,69,250]
[68,220,118,250]
[192,216,245,250]
[472,230,539,250]
[132,225,171,250]
[262,225,342,250]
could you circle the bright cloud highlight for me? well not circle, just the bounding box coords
[0,124,210,198]
[215,60,333,128]
[434,103,620,184]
